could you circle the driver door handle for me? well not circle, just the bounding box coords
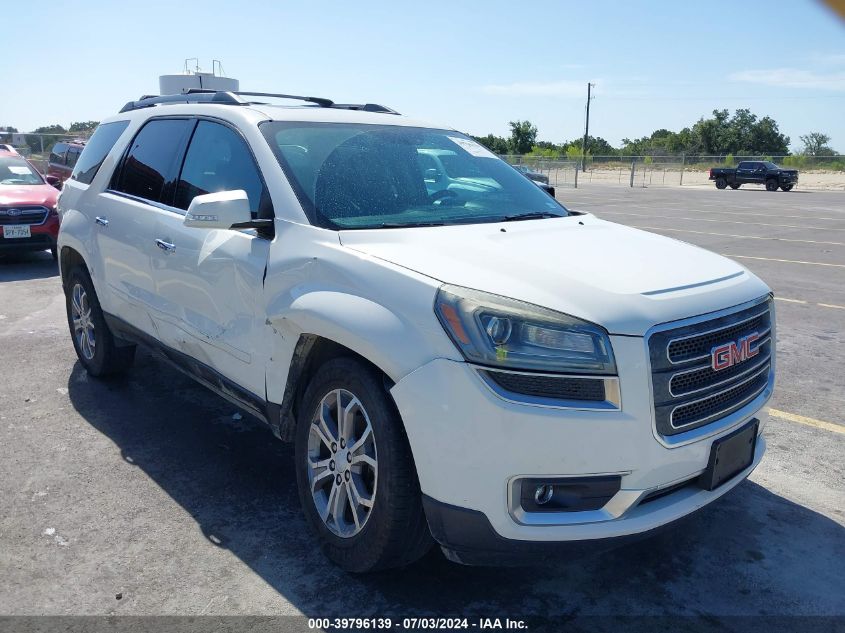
[95,216,109,227]
[155,238,175,253]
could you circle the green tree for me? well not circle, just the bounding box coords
[799,132,836,157]
[26,124,67,154]
[508,120,538,155]
[471,133,509,155]
[69,121,100,135]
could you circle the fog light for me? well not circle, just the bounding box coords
[534,484,554,505]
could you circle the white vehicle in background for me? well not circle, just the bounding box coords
[57,90,775,571]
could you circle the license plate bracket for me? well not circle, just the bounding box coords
[2,225,31,239]
[698,418,758,491]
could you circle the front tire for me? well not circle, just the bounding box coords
[781,184,794,192]
[65,266,136,377]
[295,357,432,572]
[729,183,741,190]
[715,177,728,189]
[766,179,779,192]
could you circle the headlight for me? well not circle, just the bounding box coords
[434,284,616,374]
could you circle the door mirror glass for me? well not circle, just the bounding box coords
[184,190,252,230]
[45,174,62,189]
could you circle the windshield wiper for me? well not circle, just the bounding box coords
[375,221,446,229]
[501,211,563,222]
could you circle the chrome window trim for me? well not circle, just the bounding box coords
[473,365,621,411]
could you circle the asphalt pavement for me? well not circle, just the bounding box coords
[0,183,842,627]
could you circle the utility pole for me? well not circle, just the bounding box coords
[581,82,595,172]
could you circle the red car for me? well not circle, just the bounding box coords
[0,151,61,259]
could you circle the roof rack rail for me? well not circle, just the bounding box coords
[230,91,334,108]
[119,90,399,115]
[119,91,246,113]
[331,103,400,114]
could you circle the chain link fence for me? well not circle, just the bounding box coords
[0,131,94,173]
[501,154,845,191]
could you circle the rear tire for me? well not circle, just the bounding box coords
[766,179,779,192]
[729,183,740,190]
[781,184,794,192]
[715,177,728,189]
[65,265,136,377]
[295,357,432,572]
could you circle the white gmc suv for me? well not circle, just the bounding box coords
[57,91,775,572]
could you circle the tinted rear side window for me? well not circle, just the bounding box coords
[72,121,130,185]
[114,119,193,204]
[174,120,270,217]
[50,143,67,165]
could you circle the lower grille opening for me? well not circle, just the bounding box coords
[638,477,698,506]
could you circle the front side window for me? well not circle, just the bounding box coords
[71,120,130,185]
[174,121,270,217]
[0,156,44,185]
[261,123,567,230]
[113,119,193,204]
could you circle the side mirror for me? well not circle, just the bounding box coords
[184,190,252,230]
[45,175,62,189]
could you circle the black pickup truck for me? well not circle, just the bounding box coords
[709,161,798,191]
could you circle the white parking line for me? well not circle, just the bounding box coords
[599,211,845,232]
[774,297,845,310]
[632,225,844,246]
[722,254,845,268]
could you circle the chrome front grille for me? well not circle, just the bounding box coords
[0,206,49,226]
[648,298,774,436]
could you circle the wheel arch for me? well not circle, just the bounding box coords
[59,245,88,292]
[273,334,397,442]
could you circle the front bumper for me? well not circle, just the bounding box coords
[390,334,771,560]
[0,215,59,253]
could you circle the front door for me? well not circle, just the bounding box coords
[149,119,273,401]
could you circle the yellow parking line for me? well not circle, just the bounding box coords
[723,254,845,268]
[632,225,844,246]
[774,297,807,304]
[818,303,845,310]
[768,408,844,435]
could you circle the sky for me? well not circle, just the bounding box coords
[3,0,845,152]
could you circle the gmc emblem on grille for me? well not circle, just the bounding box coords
[711,332,760,371]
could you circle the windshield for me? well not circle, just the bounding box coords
[261,123,567,229]
[763,161,779,169]
[0,156,43,185]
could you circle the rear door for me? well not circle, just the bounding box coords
[95,118,194,335]
[148,118,273,401]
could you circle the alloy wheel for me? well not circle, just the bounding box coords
[307,388,378,538]
[71,283,96,360]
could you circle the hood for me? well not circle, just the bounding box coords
[0,184,58,208]
[339,214,770,336]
